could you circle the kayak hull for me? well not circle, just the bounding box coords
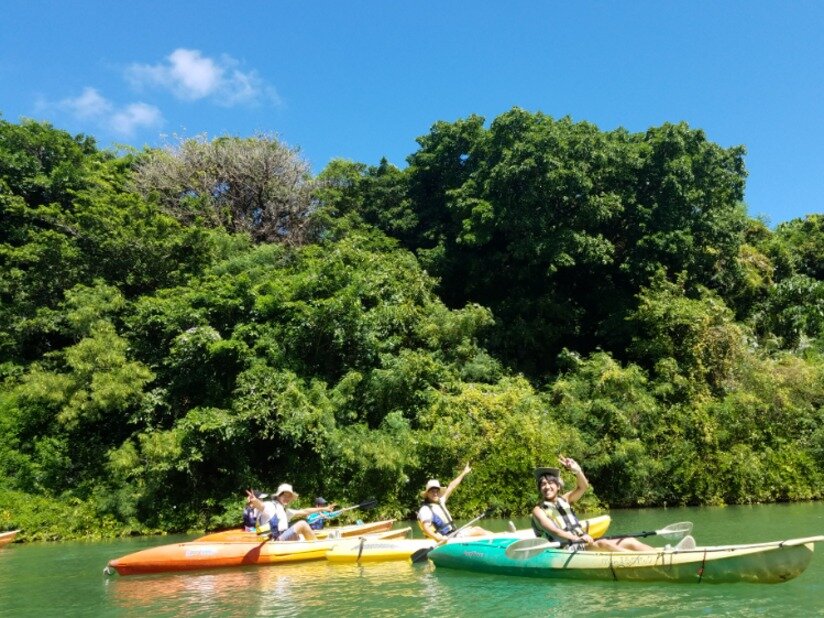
[108,540,337,575]
[575,514,611,540]
[429,535,824,584]
[326,515,611,564]
[107,528,406,575]
[326,538,434,563]
[0,530,20,547]
[193,519,396,543]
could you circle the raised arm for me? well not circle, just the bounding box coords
[289,504,337,519]
[559,456,589,504]
[442,464,472,502]
[246,489,265,513]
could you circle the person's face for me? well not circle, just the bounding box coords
[426,487,441,501]
[279,492,296,505]
[539,476,560,499]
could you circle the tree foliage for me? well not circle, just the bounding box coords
[322,109,750,376]
[0,114,822,540]
[0,119,219,370]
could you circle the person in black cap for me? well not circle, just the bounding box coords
[532,455,653,552]
[306,497,334,530]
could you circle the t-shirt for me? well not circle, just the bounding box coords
[258,500,296,532]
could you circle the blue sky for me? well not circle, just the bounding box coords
[2,1,822,226]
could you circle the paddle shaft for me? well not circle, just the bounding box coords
[329,500,376,516]
[599,521,692,541]
[258,499,377,536]
[449,510,489,537]
[411,509,489,563]
[602,531,655,540]
[508,521,693,559]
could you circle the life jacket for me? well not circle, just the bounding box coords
[242,505,257,530]
[531,497,584,543]
[419,500,455,536]
[306,511,330,531]
[259,502,289,540]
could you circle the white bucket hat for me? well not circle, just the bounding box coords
[425,479,442,491]
[276,483,298,497]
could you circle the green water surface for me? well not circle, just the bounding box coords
[1,503,823,617]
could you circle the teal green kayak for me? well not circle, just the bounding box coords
[428,535,824,584]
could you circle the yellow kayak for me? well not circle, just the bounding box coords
[326,515,611,563]
[107,527,409,576]
[193,519,396,543]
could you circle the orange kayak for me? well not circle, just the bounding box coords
[106,527,409,576]
[193,519,396,543]
[0,530,20,547]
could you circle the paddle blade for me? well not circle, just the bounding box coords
[358,498,378,510]
[410,545,435,564]
[656,521,693,541]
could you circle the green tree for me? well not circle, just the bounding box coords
[628,272,746,399]
[0,120,219,369]
[6,320,153,495]
[331,109,750,377]
[772,214,824,280]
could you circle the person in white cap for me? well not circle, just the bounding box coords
[417,464,489,542]
[246,484,335,542]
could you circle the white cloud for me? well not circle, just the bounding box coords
[48,88,163,137]
[168,49,221,99]
[126,48,278,106]
[108,102,163,137]
[59,87,112,119]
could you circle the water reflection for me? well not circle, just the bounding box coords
[108,560,440,617]
[108,563,320,616]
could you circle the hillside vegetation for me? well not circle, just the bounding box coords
[1,113,822,540]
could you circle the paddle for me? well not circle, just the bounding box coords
[257,498,379,536]
[505,521,694,560]
[328,498,378,518]
[411,509,490,564]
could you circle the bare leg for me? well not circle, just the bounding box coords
[465,526,491,537]
[591,537,653,552]
[291,520,317,541]
[613,537,654,551]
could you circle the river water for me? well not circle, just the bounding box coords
[1,503,823,617]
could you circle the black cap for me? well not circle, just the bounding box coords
[534,467,564,491]
[315,497,328,506]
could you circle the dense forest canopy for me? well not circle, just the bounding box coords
[1,112,822,540]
